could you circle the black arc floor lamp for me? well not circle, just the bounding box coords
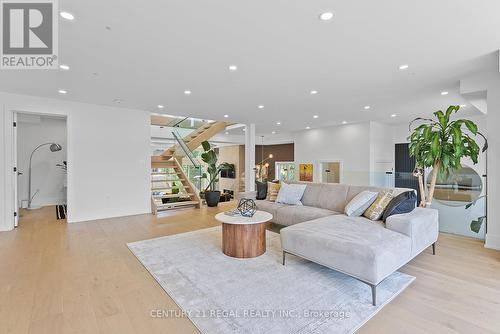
[28,143,62,209]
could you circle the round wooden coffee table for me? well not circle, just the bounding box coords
[215,210,273,258]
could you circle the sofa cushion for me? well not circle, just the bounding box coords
[346,185,413,204]
[280,215,412,284]
[266,182,281,201]
[255,200,287,220]
[382,191,417,222]
[300,183,350,212]
[344,190,378,217]
[363,190,395,221]
[276,183,306,206]
[275,205,339,226]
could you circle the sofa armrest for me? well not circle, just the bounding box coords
[237,191,257,200]
[386,208,439,256]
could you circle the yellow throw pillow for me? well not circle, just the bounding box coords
[266,182,281,202]
[363,190,395,221]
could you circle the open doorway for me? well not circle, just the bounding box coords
[15,112,68,226]
[320,161,342,184]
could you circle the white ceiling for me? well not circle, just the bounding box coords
[1,0,499,134]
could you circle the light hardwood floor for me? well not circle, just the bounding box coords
[1,204,499,334]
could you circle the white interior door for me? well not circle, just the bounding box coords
[13,112,19,227]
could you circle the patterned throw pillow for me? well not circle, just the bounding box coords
[363,190,395,221]
[266,182,281,202]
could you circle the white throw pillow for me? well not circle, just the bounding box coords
[344,191,378,217]
[276,183,307,206]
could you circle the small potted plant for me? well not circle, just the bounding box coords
[200,141,233,207]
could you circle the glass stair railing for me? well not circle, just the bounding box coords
[167,116,215,130]
[172,129,204,194]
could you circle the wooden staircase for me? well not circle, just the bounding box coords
[151,156,201,213]
[161,121,227,159]
[150,121,227,214]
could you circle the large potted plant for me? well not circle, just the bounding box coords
[200,141,233,207]
[408,105,484,208]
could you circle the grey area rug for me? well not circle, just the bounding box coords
[128,227,414,334]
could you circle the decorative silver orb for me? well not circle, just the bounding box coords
[237,198,257,217]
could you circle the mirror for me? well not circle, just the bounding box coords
[428,165,483,207]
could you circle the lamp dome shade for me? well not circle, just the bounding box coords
[50,143,62,152]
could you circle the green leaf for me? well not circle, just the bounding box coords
[201,141,211,152]
[452,126,461,146]
[464,120,478,135]
[445,105,457,119]
[470,216,485,234]
[434,110,446,128]
[423,126,432,140]
[431,133,440,156]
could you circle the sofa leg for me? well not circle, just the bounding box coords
[432,242,436,255]
[370,284,377,306]
[282,251,286,265]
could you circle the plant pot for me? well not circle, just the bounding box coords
[205,191,221,207]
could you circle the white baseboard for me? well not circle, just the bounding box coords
[30,196,65,207]
[485,233,500,250]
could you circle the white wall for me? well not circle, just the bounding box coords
[293,123,371,185]
[1,92,151,231]
[17,115,67,207]
[484,74,500,249]
[370,122,395,187]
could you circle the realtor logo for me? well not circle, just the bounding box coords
[1,0,58,69]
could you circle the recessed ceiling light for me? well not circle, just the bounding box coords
[399,64,409,70]
[310,90,318,95]
[276,122,281,125]
[242,128,246,132]
[60,11,75,20]
[224,114,229,118]
[58,89,67,94]
[225,131,229,135]
[306,126,311,130]
[258,105,264,109]
[228,65,237,71]
[157,105,164,109]
[59,64,70,70]
[342,121,347,124]
[391,114,397,118]
[460,104,467,108]
[313,115,319,119]
[184,90,191,95]
[272,131,276,134]
[319,12,334,21]
[441,91,448,96]
[364,105,371,110]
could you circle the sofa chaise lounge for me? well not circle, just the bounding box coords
[248,182,439,306]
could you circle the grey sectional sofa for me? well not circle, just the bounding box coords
[250,182,439,306]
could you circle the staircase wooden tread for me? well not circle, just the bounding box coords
[152,193,195,199]
[151,179,185,182]
[151,185,182,189]
[151,172,179,175]
[156,201,199,209]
